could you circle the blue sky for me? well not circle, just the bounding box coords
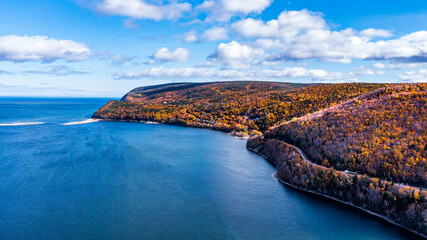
[0,0,426,97]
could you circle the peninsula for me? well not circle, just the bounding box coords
[93,81,426,238]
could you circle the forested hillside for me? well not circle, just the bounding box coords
[93,82,384,135]
[94,81,426,237]
[247,138,426,236]
[266,84,427,186]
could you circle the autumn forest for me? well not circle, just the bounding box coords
[93,81,426,237]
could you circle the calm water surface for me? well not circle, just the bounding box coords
[0,98,418,239]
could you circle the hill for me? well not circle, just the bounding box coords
[93,81,384,135]
[248,83,426,236]
[94,81,426,237]
[265,83,427,186]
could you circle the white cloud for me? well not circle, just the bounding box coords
[115,66,350,81]
[221,0,272,14]
[233,9,326,39]
[182,27,229,43]
[195,0,214,10]
[373,63,387,69]
[231,10,427,64]
[373,62,427,69]
[233,18,278,38]
[183,31,198,43]
[197,0,273,21]
[0,35,91,62]
[148,47,190,64]
[97,0,191,21]
[116,67,234,79]
[349,66,385,76]
[202,27,228,41]
[204,41,264,68]
[259,67,348,80]
[398,69,427,82]
[283,29,427,63]
[359,28,393,39]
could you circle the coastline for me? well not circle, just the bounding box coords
[276,178,427,240]
[94,118,251,139]
[247,146,427,240]
[93,117,424,238]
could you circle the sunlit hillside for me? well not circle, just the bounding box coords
[266,83,427,186]
[93,82,385,135]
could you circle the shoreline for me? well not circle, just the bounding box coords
[247,146,427,240]
[277,179,426,240]
[95,118,251,139]
[95,117,425,238]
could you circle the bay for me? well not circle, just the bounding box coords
[0,98,415,239]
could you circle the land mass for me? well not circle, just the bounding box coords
[93,81,426,238]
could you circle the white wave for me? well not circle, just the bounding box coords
[144,121,159,124]
[0,122,45,126]
[61,119,100,126]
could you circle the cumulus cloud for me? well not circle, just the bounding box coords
[221,0,272,14]
[230,9,427,64]
[202,27,228,41]
[359,28,393,39]
[148,47,190,64]
[0,35,91,62]
[96,0,191,21]
[203,41,264,68]
[197,0,273,21]
[233,9,326,39]
[398,69,427,82]
[114,66,350,81]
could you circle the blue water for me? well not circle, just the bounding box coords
[0,98,418,239]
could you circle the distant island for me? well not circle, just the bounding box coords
[93,81,426,238]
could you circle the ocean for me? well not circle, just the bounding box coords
[0,98,416,239]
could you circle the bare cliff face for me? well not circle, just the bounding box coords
[246,136,426,237]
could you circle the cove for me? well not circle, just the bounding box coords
[0,98,418,239]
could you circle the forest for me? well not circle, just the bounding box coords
[93,81,384,135]
[265,84,426,187]
[94,81,426,237]
[247,138,426,236]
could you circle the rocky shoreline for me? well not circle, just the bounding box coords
[94,114,427,238]
[246,138,427,239]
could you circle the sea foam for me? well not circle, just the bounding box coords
[61,119,100,125]
[0,122,45,126]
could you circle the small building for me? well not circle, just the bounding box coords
[344,170,356,175]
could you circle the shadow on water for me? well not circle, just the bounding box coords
[268,167,423,240]
[0,98,422,240]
